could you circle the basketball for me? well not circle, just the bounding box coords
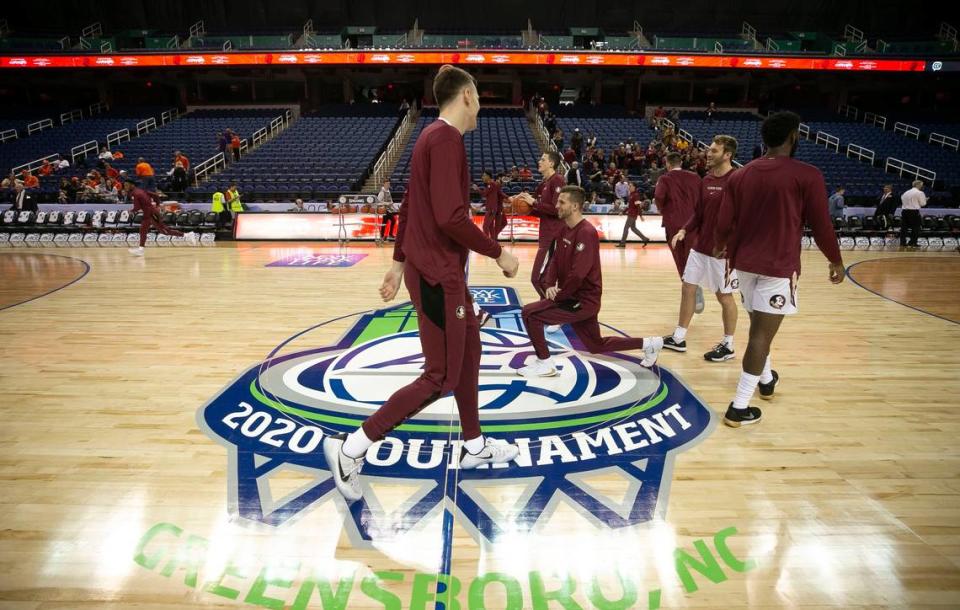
[512,196,532,215]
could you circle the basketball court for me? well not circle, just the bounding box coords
[2,243,958,608]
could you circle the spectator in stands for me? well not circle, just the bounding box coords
[103,162,119,181]
[173,150,190,171]
[98,147,114,162]
[875,184,897,232]
[65,177,80,203]
[566,161,584,188]
[21,171,39,189]
[519,166,533,181]
[614,175,630,204]
[217,132,227,157]
[288,198,307,212]
[645,160,664,185]
[586,132,597,149]
[828,186,846,219]
[563,147,576,164]
[706,102,717,122]
[169,161,188,193]
[899,180,927,249]
[230,132,242,162]
[552,128,564,151]
[2,172,21,189]
[135,157,156,191]
[39,159,54,177]
[570,128,583,159]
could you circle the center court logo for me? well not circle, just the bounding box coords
[197,287,715,545]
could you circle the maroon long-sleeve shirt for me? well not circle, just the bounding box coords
[531,172,566,245]
[479,181,507,216]
[542,218,602,308]
[714,156,842,279]
[654,168,701,233]
[683,168,735,256]
[392,120,502,285]
[130,188,162,214]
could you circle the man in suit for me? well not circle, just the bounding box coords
[875,184,896,232]
[11,183,37,212]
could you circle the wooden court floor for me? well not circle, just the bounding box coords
[0,243,958,609]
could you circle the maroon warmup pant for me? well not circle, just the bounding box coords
[140,211,184,247]
[521,299,646,360]
[665,226,695,278]
[361,264,482,442]
[482,211,507,241]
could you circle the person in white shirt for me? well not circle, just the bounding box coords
[899,180,927,248]
[614,177,630,206]
[98,147,114,162]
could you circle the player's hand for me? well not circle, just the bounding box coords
[671,229,686,248]
[496,249,519,278]
[378,262,405,301]
[829,262,845,284]
[545,286,559,300]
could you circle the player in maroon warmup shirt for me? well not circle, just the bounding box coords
[124,179,187,255]
[663,135,740,362]
[517,186,664,377]
[515,151,566,297]
[713,111,844,428]
[321,65,522,503]
[477,170,508,240]
[654,152,701,276]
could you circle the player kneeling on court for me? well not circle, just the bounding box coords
[518,185,664,377]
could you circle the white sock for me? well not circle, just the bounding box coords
[537,357,555,366]
[464,435,486,454]
[673,327,687,342]
[342,428,374,459]
[760,356,773,384]
[644,336,664,350]
[732,371,761,410]
[723,335,734,349]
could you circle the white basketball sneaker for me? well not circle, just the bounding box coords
[186,231,199,246]
[128,246,144,256]
[545,324,562,333]
[640,337,663,368]
[322,433,365,502]
[517,357,558,377]
[459,438,520,469]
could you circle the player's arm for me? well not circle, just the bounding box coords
[713,174,739,257]
[802,171,844,283]
[532,180,561,219]
[553,229,598,302]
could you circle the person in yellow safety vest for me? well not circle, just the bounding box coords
[225,183,243,213]
[211,191,232,224]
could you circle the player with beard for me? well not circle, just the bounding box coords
[714,112,844,427]
[517,185,664,377]
[663,135,740,361]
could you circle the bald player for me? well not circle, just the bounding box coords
[655,152,704,313]
[518,185,663,377]
[714,111,844,427]
[322,65,521,502]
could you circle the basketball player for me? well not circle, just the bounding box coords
[477,170,508,240]
[664,135,740,361]
[714,112,844,427]
[322,65,521,503]
[515,151,566,297]
[124,179,194,255]
[655,152,704,313]
[518,186,663,377]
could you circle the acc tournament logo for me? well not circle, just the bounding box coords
[197,287,715,544]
